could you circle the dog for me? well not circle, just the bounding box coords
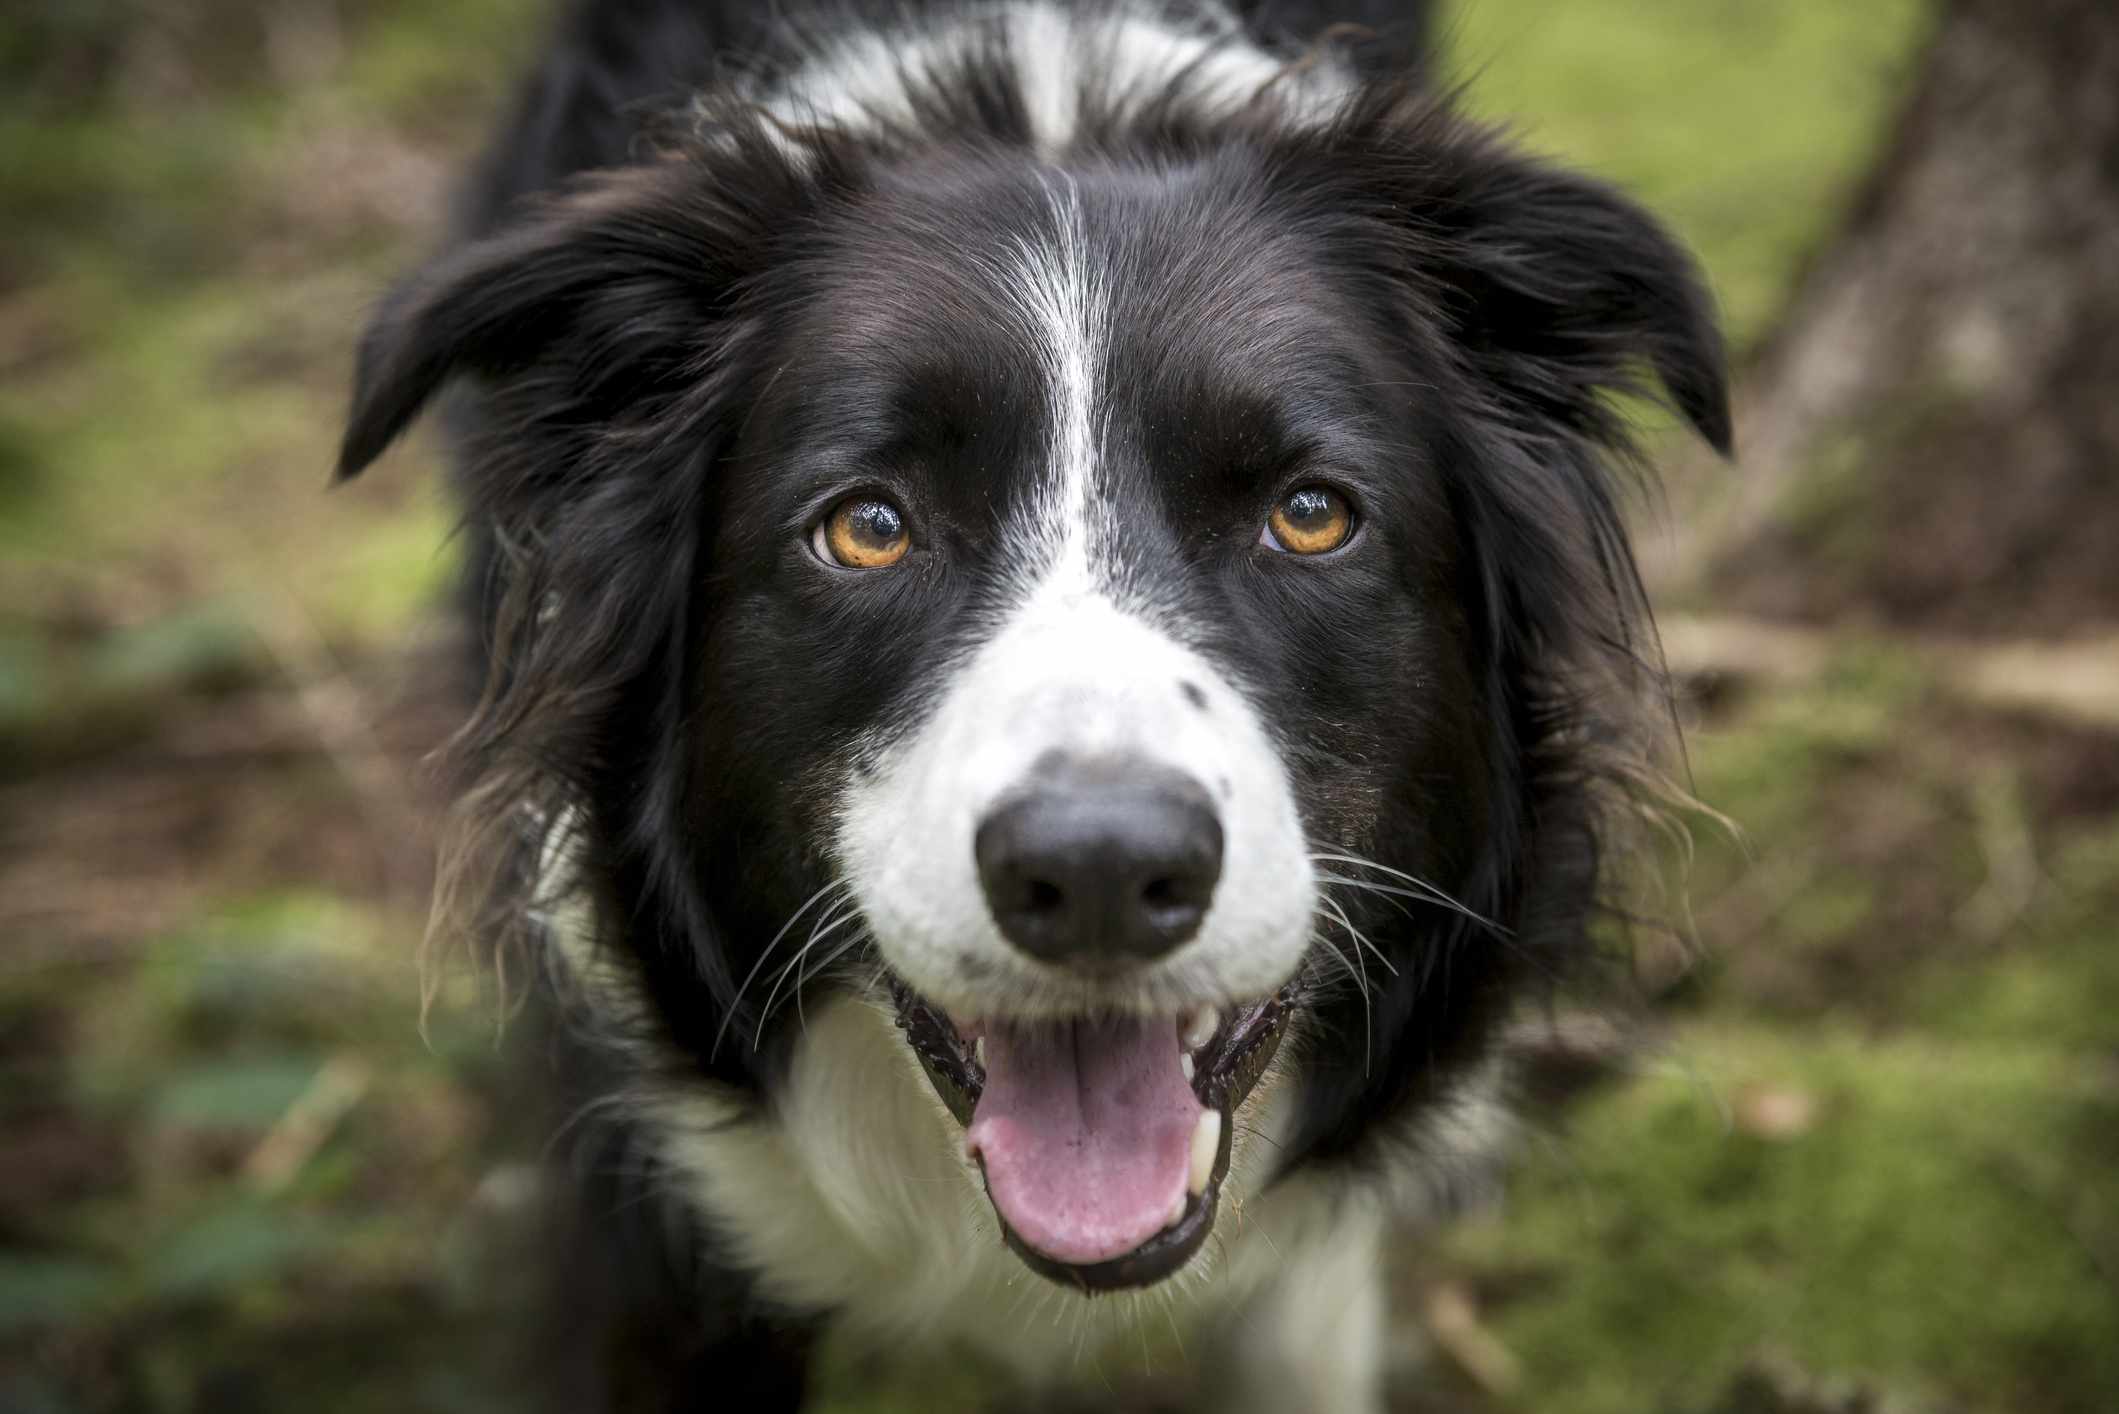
[338,0,1729,1407]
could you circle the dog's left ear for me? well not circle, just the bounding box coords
[1409,136,1733,456]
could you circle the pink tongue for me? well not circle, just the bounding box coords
[967,1016,1201,1266]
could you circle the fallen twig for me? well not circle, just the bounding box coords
[244,1054,373,1195]
[1661,613,2119,731]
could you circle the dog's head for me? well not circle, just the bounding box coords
[341,73,1726,1291]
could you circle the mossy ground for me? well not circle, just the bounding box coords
[1427,655,2119,1414]
[7,3,2112,1411]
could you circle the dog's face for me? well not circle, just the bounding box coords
[696,154,1494,1280]
[340,94,1726,1293]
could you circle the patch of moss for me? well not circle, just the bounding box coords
[1906,822,2119,1053]
[1686,642,1929,847]
[1449,1023,2119,1414]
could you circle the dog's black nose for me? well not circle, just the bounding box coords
[975,758,1223,967]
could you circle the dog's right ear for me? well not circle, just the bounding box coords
[337,158,792,480]
[339,218,583,479]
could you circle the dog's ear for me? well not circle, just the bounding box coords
[338,159,787,480]
[1406,130,1732,457]
[339,217,590,480]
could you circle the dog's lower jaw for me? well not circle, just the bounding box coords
[645,991,1379,1388]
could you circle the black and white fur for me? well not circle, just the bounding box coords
[339,1,1729,1408]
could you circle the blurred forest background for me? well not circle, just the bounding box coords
[2,2,2115,1411]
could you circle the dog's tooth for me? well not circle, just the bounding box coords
[1181,1006,1218,1052]
[974,1036,986,1068]
[1180,1052,1195,1083]
[1164,1192,1187,1229]
[1187,1110,1220,1196]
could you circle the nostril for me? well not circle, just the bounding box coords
[1140,872,1208,927]
[1141,875,1205,911]
[1025,878,1065,914]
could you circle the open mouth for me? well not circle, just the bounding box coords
[892,981,1290,1291]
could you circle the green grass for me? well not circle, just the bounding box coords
[1443,0,1935,349]
[0,0,519,652]
[1,882,516,1413]
[1450,1022,2119,1414]
[1438,661,2119,1414]
[1909,822,2119,1052]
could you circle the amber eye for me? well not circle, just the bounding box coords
[813,496,910,569]
[1262,485,1354,555]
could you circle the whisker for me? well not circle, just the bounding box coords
[788,934,871,1028]
[711,879,850,1058]
[1300,925,1369,1003]
[753,909,866,1046]
[1321,853,1579,992]
[1307,909,1373,1072]
[1314,873,1414,918]
[787,903,864,1035]
[1314,890,1400,979]
[1310,851,1511,936]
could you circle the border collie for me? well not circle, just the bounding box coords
[338,0,1729,1407]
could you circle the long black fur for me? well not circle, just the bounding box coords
[340,1,1726,1406]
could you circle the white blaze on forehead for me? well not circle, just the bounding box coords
[1006,179,1106,594]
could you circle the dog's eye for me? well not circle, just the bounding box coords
[1261,486,1354,555]
[814,496,910,569]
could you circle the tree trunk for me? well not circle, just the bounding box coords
[1684,0,2119,636]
